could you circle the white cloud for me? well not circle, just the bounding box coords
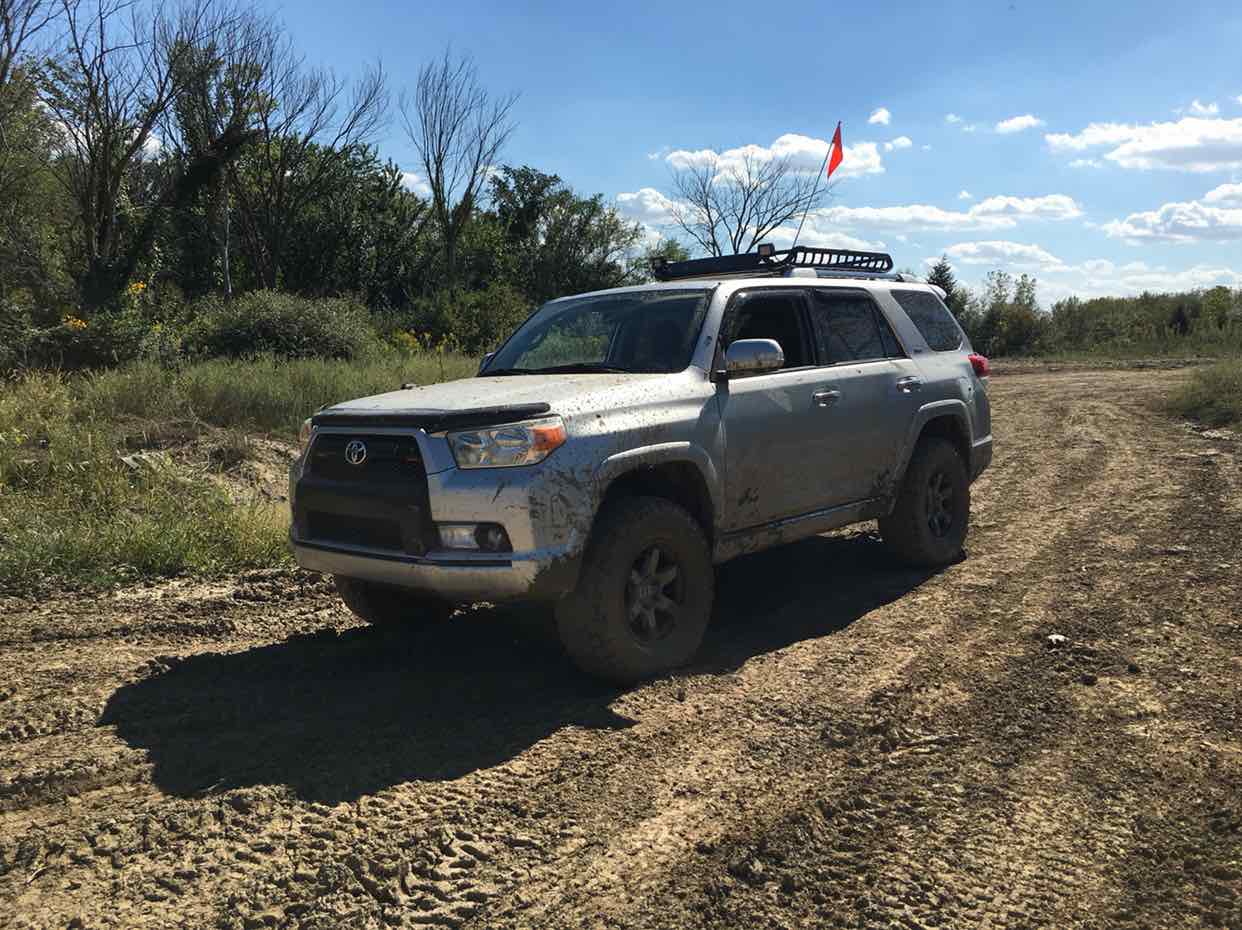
[868,107,891,126]
[768,220,886,252]
[995,114,1046,134]
[939,245,1242,302]
[815,193,1081,232]
[1102,188,1242,243]
[882,136,913,152]
[943,240,1065,268]
[400,171,431,196]
[1203,182,1242,205]
[958,190,974,200]
[1046,117,1242,172]
[646,146,670,161]
[921,144,932,151]
[141,134,163,158]
[1188,99,1219,116]
[1069,158,1103,168]
[1236,94,1242,106]
[615,187,682,228]
[945,113,963,125]
[663,132,885,181]
[1038,262,1242,302]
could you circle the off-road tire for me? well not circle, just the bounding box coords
[334,576,454,628]
[556,496,714,683]
[879,437,970,567]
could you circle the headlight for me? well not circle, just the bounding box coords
[447,416,566,469]
[298,418,315,453]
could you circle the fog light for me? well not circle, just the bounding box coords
[436,523,512,552]
[437,524,480,550]
[477,524,511,552]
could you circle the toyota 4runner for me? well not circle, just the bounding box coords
[289,245,993,682]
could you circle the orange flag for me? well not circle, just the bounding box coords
[827,122,844,179]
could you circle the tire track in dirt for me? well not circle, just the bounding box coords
[1,370,1239,930]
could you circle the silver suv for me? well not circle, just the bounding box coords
[289,246,993,682]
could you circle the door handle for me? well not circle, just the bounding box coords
[896,376,922,394]
[812,389,841,408]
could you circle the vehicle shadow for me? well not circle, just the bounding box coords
[100,531,934,803]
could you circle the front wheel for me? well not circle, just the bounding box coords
[878,437,970,567]
[556,496,714,683]
[334,576,455,628]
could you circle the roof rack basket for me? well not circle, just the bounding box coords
[651,244,894,281]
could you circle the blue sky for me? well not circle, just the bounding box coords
[281,0,1242,303]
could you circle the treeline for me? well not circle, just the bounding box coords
[926,259,1242,357]
[0,0,683,369]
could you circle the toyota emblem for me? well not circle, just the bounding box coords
[344,439,368,466]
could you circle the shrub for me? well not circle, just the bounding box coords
[404,283,532,356]
[1167,360,1242,427]
[182,291,377,361]
[14,309,147,370]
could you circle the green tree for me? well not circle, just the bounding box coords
[489,165,644,304]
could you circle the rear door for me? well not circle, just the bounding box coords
[803,287,923,505]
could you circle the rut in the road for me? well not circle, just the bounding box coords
[1,370,1239,930]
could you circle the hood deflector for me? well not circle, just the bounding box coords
[311,403,552,433]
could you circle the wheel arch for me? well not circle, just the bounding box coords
[892,401,974,500]
[593,443,719,546]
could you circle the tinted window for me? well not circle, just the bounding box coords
[891,290,963,351]
[808,291,889,364]
[723,292,811,368]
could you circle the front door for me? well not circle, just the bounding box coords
[716,288,837,531]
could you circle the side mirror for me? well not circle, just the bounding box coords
[723,338,784,376]
[478,352,495,375]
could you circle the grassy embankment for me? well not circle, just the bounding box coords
[1165,359,1242,428]
[0,354,476,594]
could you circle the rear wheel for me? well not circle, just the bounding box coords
[878,437,970,567]
[334,576,454,628]
[556,496,714,683]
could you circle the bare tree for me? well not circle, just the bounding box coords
[157,8,274,295]
[0,0,54,91]
[37,0,252,306]
[667,150,828,256]
[227,32,388,290]
[401,49,516,289]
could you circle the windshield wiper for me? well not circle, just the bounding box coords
[522,363,630,374]
[479,367,533,376]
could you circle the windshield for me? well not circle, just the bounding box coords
[482,289,710,375]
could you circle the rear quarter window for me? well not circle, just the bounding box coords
[890,290,963,352]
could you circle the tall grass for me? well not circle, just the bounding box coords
[1166,360,1242,428]
[79,352,478,435]
[0,352,476,593]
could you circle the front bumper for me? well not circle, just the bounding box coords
[289,428,594,604]
[290,536,579,603]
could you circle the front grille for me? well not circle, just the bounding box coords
[306,512,404,551]
[308,433,424,482]
[296,431,435,556]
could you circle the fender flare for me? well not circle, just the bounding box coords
[893,400,974,488]
[592,441,722,523]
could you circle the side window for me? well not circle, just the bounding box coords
[722,291,811,369]
[808,291,892,364]
[891,290,963,352]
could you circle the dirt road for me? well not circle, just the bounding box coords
[2,368,1240,930]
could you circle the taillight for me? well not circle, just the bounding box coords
[968,353,991,379]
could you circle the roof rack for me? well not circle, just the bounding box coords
[651,244,895,282]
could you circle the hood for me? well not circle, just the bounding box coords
[313,372,676,431]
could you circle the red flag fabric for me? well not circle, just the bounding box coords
[826,122,844,179]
